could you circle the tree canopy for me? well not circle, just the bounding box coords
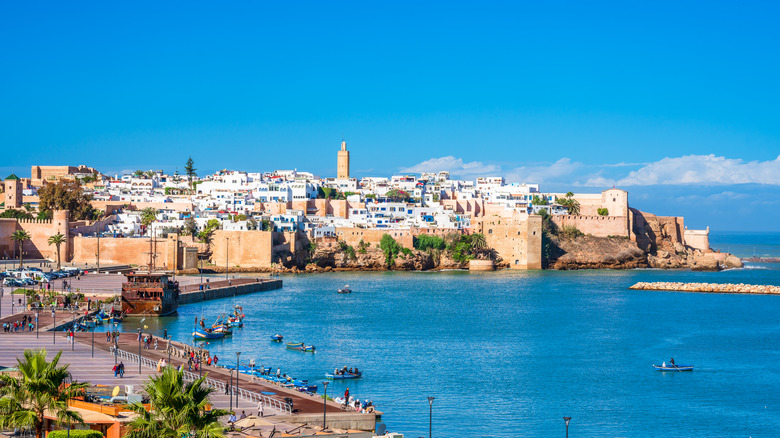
[37,180,97,220]
[0,349,89,438]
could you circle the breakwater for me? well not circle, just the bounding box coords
[178,278,282,304]
[629,281,780,295]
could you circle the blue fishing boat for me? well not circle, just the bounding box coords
[653,364,694,371]
[271,334,283,342]
[325,371,363,380]
[192,326,224,340]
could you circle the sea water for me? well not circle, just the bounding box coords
[117,233,780,437]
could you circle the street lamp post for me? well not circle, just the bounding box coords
[52,308,56,344]
[35,311,39,339]
[225,237,229,281]
[564,417,571,438]
[235,351,241,409]
[138,328,142,374]
[91,323,95,358]
[198,346,202,378]
[229,369,233,412]
[114,323,119,365]
[427,396,435,438]
[322,381,329,430]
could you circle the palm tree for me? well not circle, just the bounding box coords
[140,208,158,235]
[48,233,66,271]
[11,230,31,269]
[470,233,488,258]
[0,349,89,438]
[125,367,228,438]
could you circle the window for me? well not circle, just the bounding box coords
[488,229,493,234]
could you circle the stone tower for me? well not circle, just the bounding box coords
[4,174,23,209]
[337,140,350,179]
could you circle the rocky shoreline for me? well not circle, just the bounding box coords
[630,282,780,295]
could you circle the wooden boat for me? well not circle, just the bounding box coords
[271,334,283,342]
[653,364,694,371]
[211,314,233,335]
[325,371,363,380]
[121,272,179,317]
[193,326,224,340]
[337,285,352,294]
[286,342,316,352]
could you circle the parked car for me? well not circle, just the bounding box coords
[3,278,22,287]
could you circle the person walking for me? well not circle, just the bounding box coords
[154,338,158,350]
[257,401,264,417]
[344,388,350,408]
[118,362,125,378]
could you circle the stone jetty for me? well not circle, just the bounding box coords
[630,282,780,295]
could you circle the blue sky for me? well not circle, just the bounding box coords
[1,1,778,231]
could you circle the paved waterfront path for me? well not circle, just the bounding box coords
[0,332,290,418]
[79,331,346,416]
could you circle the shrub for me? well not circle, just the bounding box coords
[413,234,446,251]
[346,245,357,260]
[357,239,369,253]
[597,208,609,216]
[401,247,412,256]
[48,431,104,438]
[559,225,584,239]
[379,234,403,267]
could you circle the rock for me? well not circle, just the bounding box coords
[723,254,744,269]
[691,256,720,271]
[657,250,670,259]
[549,235,648,270]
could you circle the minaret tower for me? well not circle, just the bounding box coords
[337,140,350,179]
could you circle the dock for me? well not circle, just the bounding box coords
[178,278,283,304]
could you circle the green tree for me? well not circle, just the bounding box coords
[0,349,89,438]
[597,207,609,216]
[48,233,66,270]
[0,208,33,219]
[379,234,404,267]
[125,367,227,438]
[184,157,197,189]
[37,180,96,220]
[133,170,145,177]
[197,219,221,245]
[531,195,549,206]
[385,189,410,202]
[12,230,31,269]
[140,207,158,234]
[470,233,487,257]
[246,218,258,230]
[413,234,446,251]
[557,193,580,215]
[183,217,198,236]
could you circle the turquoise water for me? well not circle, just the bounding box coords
[112,235,780,438]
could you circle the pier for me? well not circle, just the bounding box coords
[178,278,283,305]
[630,282,780,295]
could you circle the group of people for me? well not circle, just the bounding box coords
[334,365,360,376]
[2,315,34,333]
[112,361,125,378]
[155,358,168,372]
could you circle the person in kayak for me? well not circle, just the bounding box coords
[669,358,675,366]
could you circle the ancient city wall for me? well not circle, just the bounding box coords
[684,228,710,252]
[210,230,273,268]
[335,227,414,248]
[551,215,630,238]
[71,236,178,268]
[471,215,542,269]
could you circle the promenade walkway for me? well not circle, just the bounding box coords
[0,333,289,418]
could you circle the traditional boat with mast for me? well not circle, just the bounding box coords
[120,234,180,317]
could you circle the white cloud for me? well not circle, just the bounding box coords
[586,154,780,186]
[400,156,500,178]
[504,158,581,184]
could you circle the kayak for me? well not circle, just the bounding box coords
[653,364,694,371]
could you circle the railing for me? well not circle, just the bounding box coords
[114,349,291,414]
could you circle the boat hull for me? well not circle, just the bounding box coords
[653,365,694,371]
[193,327,224,340]
[325,372,363,380]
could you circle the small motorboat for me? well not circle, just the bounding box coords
[193,326,224,340]
[325,371,363,380]
[286,342,315,352]
[653,364,694,371]
[271,334,284,342]
[337,285,352,294]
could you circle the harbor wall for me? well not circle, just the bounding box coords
[178,279,282,304]
[274,412,377,431]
